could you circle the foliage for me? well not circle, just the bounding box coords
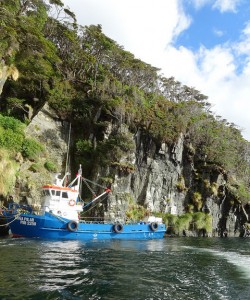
[210,182,218,196]
[228,183,250,204]
[192,212,212,233]
[48,80,76,119]
[44,161,57,172]
[126,203,150,222]
[0,127,24,152]
[96,133,135,165]
[0,114,25,133]
[75,133,135,174]
[175,213,193,232]
[176,176,187,192]
[29,163,42,173]
[161,212,212,234]
[159,213,178,227]
[203,179,210,189]
[76,139,93,154]
[99,176,113,185]
[111,162,135,174]
[0,149,18,196]
[0,114,25,152]
[192,192,203,210]
[0,0,61,116]
[0,0,250,206]
[189,114,250,183]
[75,139,94,172]
[22,138,44,160]
[186,204,194,213]
[0,114,44,162]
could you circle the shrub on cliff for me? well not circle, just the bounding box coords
[0,127,24,152]
[0,115,24,152]
[0,115,25,133]
[175,213,193,232]
[44,161,57,172]
[22,138,44,160]
[0,114,44,161]
[192,212,212,233]
[0,149,18,196]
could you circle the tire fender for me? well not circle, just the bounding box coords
[150,222,158,231]
[67,221,78,232]
[113,223,123,233]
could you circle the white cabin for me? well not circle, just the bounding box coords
[40,172,83,221]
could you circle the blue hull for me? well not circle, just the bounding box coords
[7,212,166,241]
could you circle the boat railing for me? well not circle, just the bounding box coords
[79,217,151,225]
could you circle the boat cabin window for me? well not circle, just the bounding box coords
[51,190,55,195]
[56,191,60,196]
[62,192,68,198]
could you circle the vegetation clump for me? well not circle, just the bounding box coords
[0,0,250,211]
[192,192,203,210]
[126,203,150,222]
[22,138,44,160]
[0,149,18,196]
[176,176,187,192]
[44,161,57,172]
[158,212,212,236]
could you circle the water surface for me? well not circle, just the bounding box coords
[0,237,250,299]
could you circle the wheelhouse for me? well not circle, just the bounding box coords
[40,185,83,221]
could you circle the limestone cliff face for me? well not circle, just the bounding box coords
[16,105,245,236]
[14,104,69,207]
[104,125,241,237]
[105,130,185,221]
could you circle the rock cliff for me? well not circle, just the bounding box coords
[11,105,247,237]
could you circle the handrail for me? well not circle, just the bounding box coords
[79,217,152,225]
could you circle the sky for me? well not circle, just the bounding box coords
[62,0,250,141]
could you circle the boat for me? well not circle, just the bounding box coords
[0,214,10,236]
[2,165,166,240]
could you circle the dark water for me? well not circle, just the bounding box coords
[1,237,250,300]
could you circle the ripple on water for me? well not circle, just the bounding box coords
[1,238,250,299]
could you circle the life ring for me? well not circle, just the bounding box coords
[113,223,123,233]
[150,222,158,231]
[67,221,78,232]
[68,199,76,206]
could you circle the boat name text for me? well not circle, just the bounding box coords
[19,216,36,226]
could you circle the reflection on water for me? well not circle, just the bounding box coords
[1,237,250,299]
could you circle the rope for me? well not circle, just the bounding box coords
[81,177,96,196]
[0,212,21,227]
[81,176,107,189]
[47,211,68,224]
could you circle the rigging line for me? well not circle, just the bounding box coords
[81,194,109,215]
[48,211,67,223]
[82,177,96,195]
[81,176,107,189]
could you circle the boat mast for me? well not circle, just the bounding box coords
[65,122,71,186]
[75,164,82,193]
[67,164,82,192]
